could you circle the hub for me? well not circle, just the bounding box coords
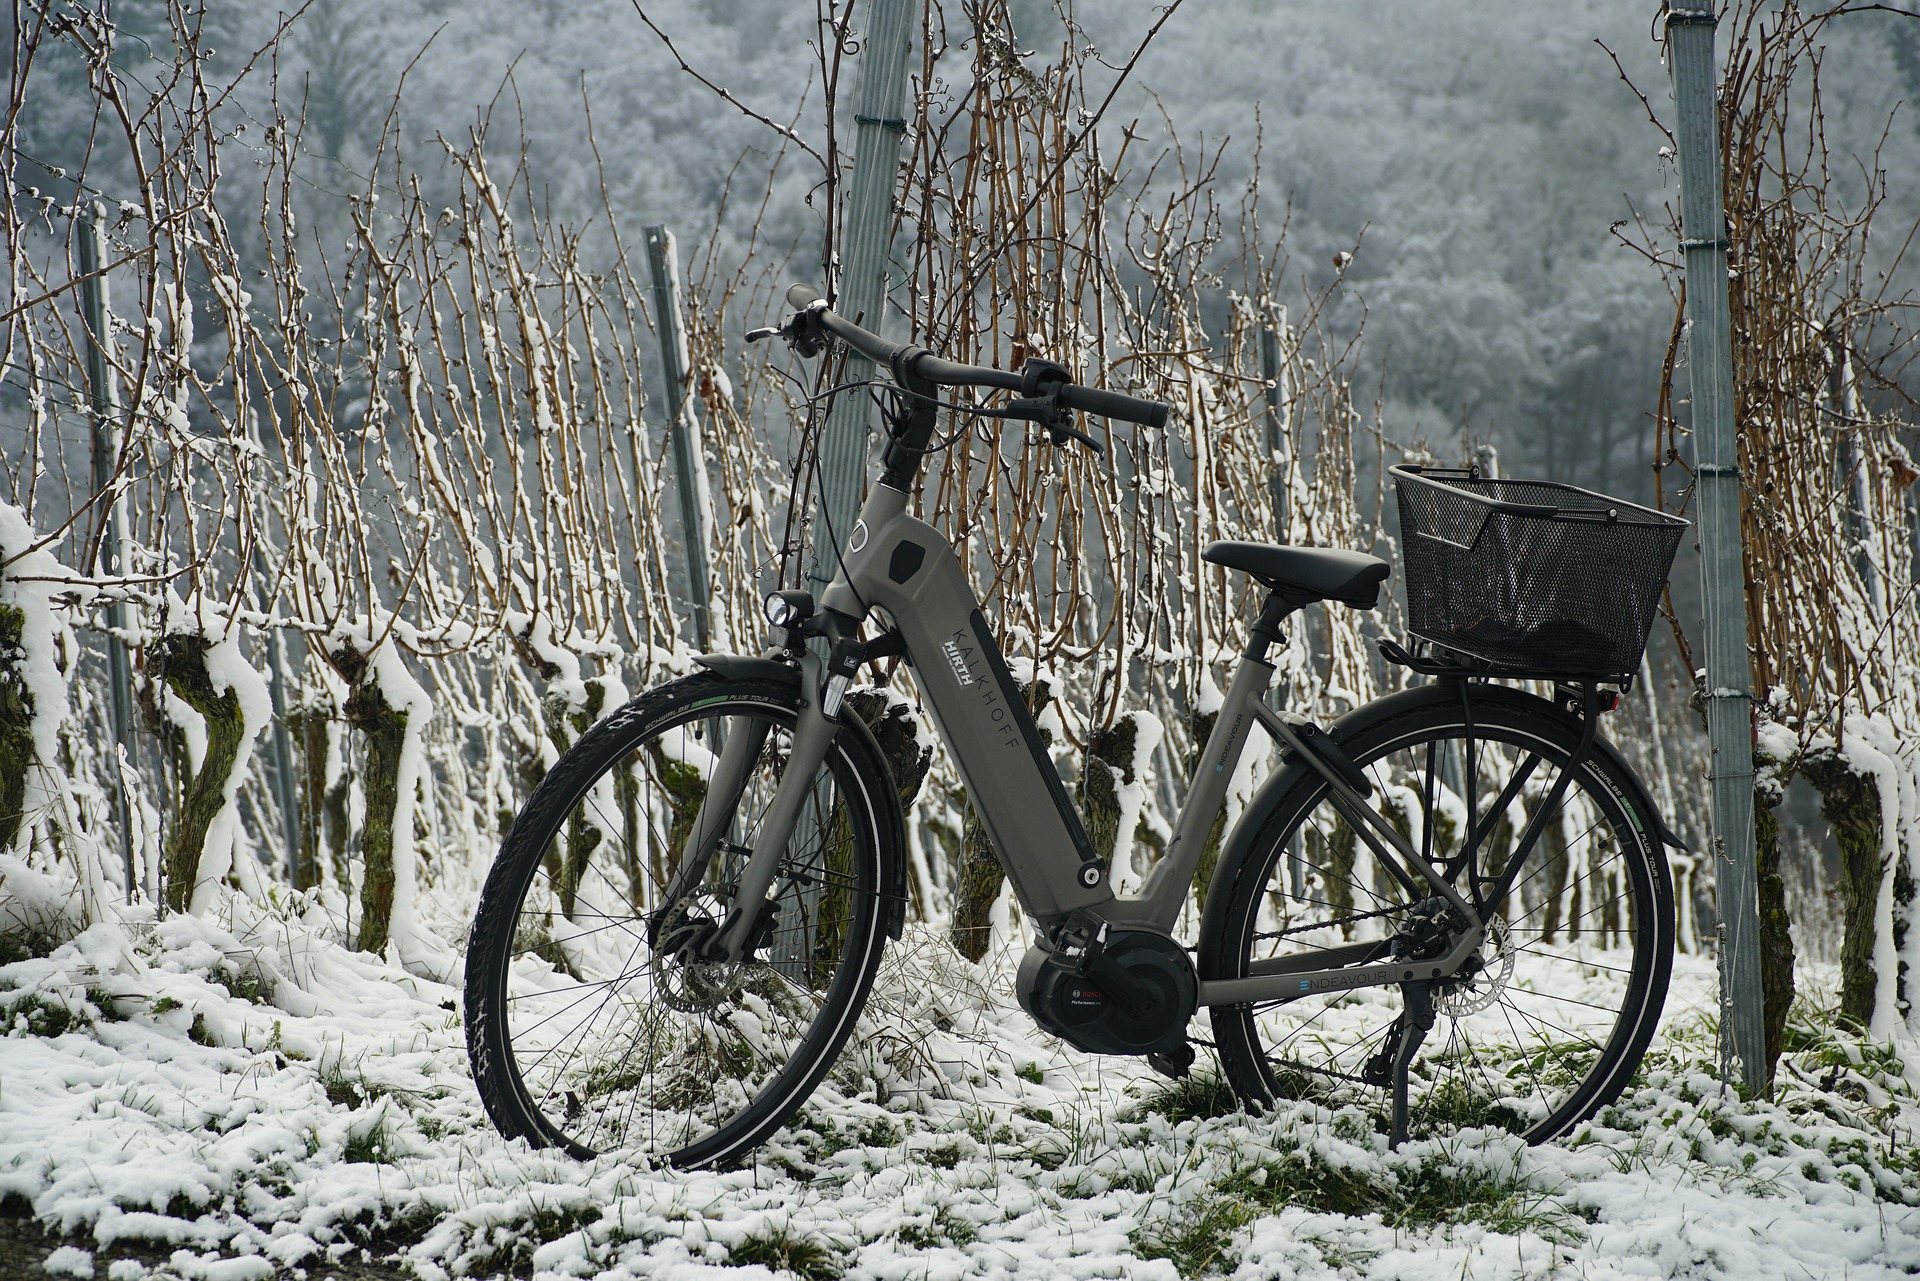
[648,900,740,1013]
[1434,917,1514,1017]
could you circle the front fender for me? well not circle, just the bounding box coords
[692,652,803,686]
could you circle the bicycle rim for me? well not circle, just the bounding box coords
[1207,693,1672,1143]
[466,678,889,1167]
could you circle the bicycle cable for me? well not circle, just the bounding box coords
[769,360,1038,620]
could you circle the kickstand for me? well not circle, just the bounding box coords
[1388,981,1436,1150]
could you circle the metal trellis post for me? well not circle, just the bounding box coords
[1259,324,1290,539]
[77,201,140,902]
[810,0,916,594]
[253,545,304,886]
[645,225,715,653]
[1666,7,1768,1098]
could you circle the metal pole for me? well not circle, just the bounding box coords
[1667,8,1768,1098]
[1259,323,1290,540]
[1910,455,1919,585]
[256,554,304,886]
[1829,332,1881,617]
[77,201,140,903]
[643,225,714,652]
[810,0,916,593]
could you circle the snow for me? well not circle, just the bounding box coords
[42,1246,95,1278]
[1106,710,1165,895]
[187,633,272,916]
[0,500,89,853]
[2,879,1917,1281]
[1806,711,1920,1039]
[325,617,440,974]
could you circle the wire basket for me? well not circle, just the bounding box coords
[1391,465,1689,678]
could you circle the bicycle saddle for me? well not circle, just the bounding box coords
[1202,541,1391,608]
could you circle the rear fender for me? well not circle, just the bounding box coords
[1199,681,1682,951]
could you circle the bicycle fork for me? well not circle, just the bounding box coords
[658,651,843,962]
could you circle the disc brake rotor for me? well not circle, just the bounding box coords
[649,901,742,1013]
[1434,917,1514,1017]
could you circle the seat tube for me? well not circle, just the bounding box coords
[1135,653,1276,921]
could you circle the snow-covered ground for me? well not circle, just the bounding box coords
[2,858,1916,1281]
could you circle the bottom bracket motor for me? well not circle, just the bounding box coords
[1017,926,1197,1056]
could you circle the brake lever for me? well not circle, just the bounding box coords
[1049,419,1107,456]
[745,308,825,358]
[1003,396,1107,456]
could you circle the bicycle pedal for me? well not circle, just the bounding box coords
[1146,1040,1195,1080]
[1046,911,1109,972]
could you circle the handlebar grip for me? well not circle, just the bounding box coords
[787,282,825,310]
[1057,382,1171,429]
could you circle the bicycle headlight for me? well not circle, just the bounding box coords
[763,589,813,628]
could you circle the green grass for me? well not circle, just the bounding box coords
[1131,1137,1580,1276]
[213,965,274,1005]
[342,1125,389,1164]
[891,1205,978,1250]
[2,992,88,1037]
[730,1226,842,1280]
[0,919,68,966]
[317,1053,387,1110]
[1573,1004,1920,1208]
[1122,1071,1242,1124]
[85,986,129,1022]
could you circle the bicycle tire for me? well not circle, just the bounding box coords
[1200,682,1673,1144]
[464,670,900,1168]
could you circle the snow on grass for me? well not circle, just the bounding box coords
[1,885,1917,1280]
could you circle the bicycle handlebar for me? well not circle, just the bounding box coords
[781,284,1170,429]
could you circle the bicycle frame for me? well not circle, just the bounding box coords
[694,478,1533,1008]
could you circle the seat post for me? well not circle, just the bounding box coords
[1244,586,1316,662]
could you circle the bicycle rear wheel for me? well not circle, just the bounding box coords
[1201,684,1673,1143]
[464,670,898,1168]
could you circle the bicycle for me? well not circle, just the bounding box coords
[464,284,1688,1168]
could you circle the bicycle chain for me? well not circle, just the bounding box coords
[1252,902,1404,944]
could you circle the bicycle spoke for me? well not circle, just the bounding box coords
[470,683,889,1166]
[1212,694,1669,1145]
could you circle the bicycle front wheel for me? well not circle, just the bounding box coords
[464,670,898,1168]
[1202,684,1673,1143]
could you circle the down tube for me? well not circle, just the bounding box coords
[819,486,1111,922]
